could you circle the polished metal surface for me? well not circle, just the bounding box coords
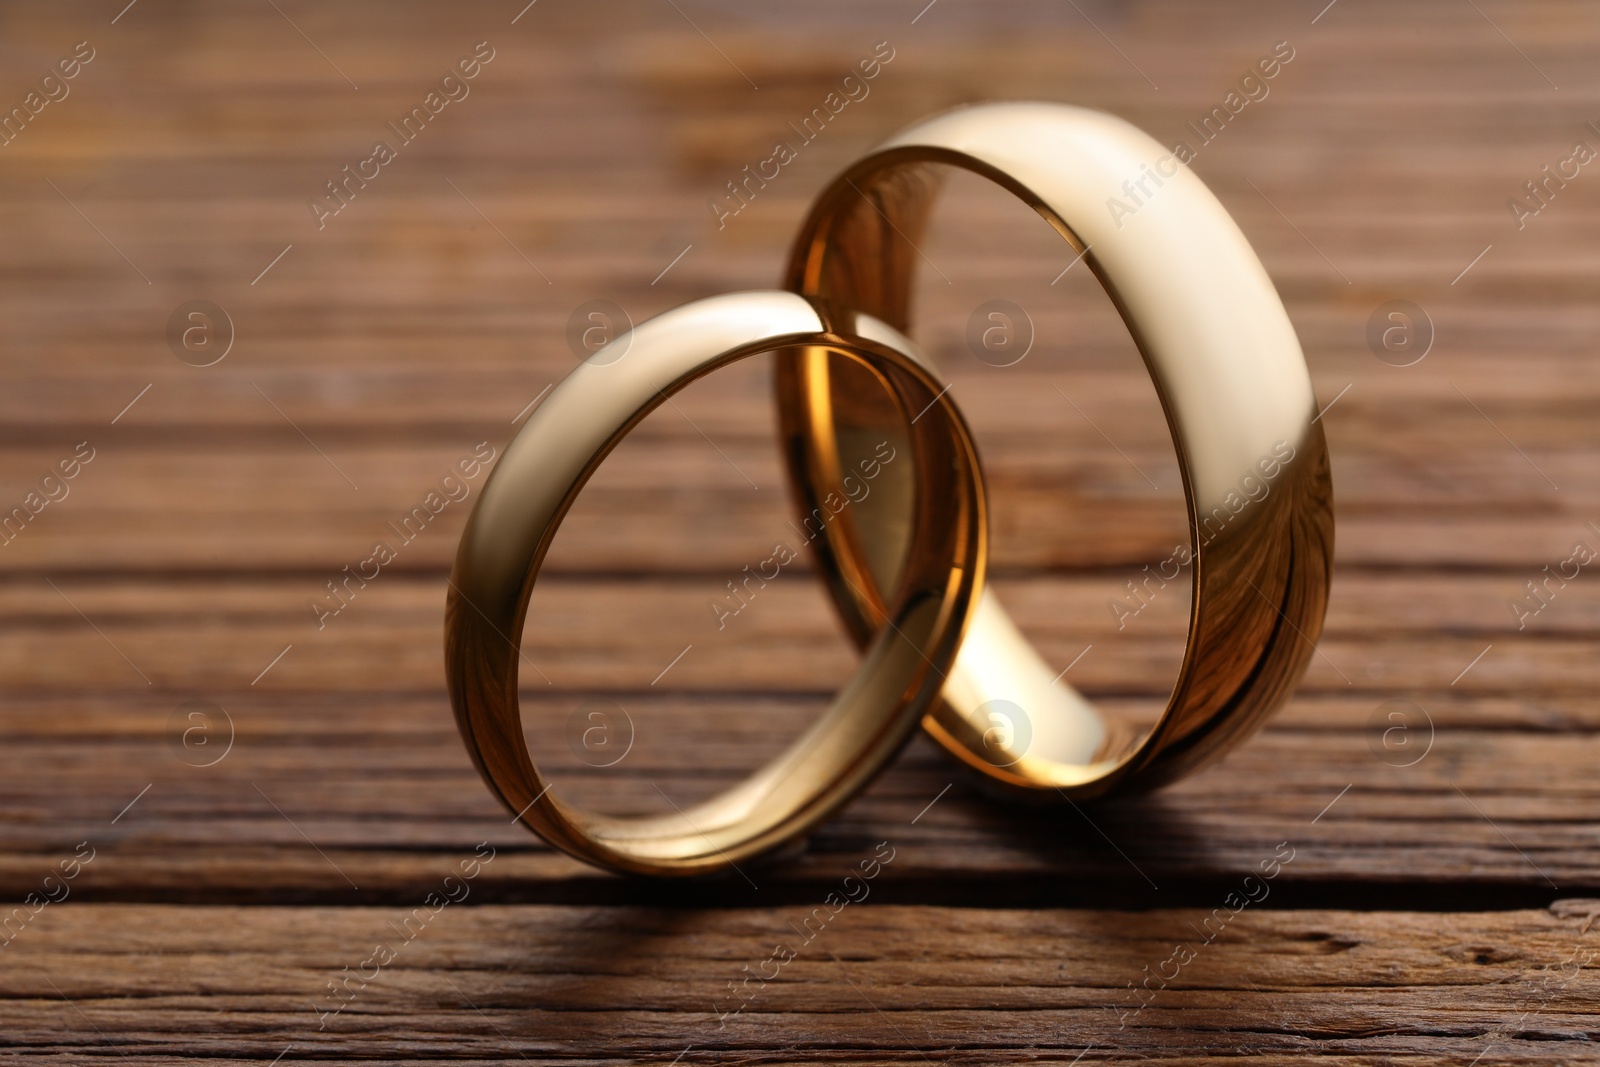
[778,102,1335,798]
[446,291,986,875]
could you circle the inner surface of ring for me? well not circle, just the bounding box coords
[783,147,1224,791]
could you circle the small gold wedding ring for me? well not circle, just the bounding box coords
[446,291,985,875]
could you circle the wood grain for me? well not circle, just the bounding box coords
[3,904,1599,1062]
[1,0,1598,1059]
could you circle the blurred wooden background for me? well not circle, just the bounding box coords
[1,0,1598,1061]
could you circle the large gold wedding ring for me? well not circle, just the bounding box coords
[778,102,1334,798]
[446,291,985,875]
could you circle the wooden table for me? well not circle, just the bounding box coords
[2,0,1597,1060]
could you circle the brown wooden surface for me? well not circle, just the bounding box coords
[3,0,1600,1061]
[6,904,1600,1062]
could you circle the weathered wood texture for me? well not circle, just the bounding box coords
[6,904,1600,1062]
[1,0,1598,1060]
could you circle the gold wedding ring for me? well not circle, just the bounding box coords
[778,102,1334,798]
[445,291,985,875]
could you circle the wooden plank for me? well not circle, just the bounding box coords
[0,689,1593,901]
[1,903,1597,1062]
[1,441,1598,572]
[0,572,1593,688]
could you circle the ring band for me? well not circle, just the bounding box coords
[777,102,1334,798]
[446,290,986,875]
